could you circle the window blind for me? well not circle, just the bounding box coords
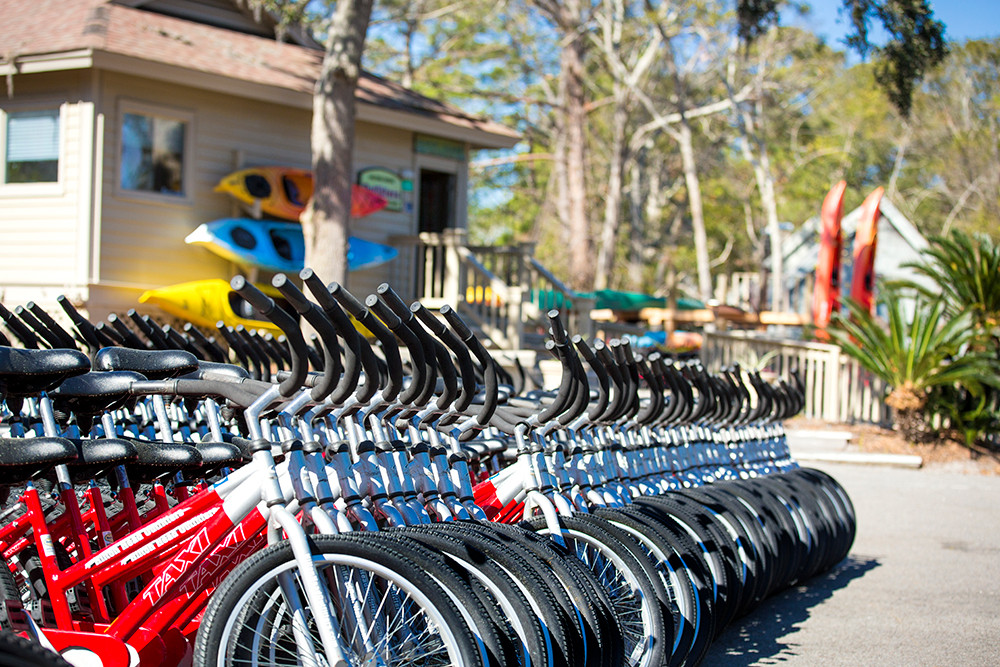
[7,110,60,162]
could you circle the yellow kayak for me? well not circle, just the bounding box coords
[139,279,287,334]
[139,279,371,338]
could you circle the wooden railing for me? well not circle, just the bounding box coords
[455,246,524,348]
[701,331,892,426]
[388,232,593,349]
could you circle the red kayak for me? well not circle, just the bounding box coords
[813,180,847,338]
[215,167,388,221]
[850,187,884,313]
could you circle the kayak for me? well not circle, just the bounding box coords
[214,167,388,221]
[138,279,288,334]
[185,219,399,273]
[849,187,883,313]
[813,180,847,337]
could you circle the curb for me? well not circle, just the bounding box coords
[793,451,923,469]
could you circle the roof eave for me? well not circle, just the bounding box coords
[5,49,519,150]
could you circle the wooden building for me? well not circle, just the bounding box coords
[0,0,518,322]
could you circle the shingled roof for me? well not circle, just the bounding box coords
[0,0,519,148]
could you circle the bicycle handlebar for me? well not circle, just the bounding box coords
[272,273,341,402]
[329,281,403,403]
[230,276,307,398]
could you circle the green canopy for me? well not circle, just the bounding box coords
[577,289,704,311]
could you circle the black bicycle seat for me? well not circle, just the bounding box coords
[196,441,246,475]
[0,436,78,484]
[62,437,139,482]
[0,347,91,396]
[50,371,146,416]
[119,437,203,482]
[94,348,198,380]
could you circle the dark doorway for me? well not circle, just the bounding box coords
[418,169,456,233]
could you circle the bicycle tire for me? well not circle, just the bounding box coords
[378,528,546,667]
[0,630,72,667]
[468,520,623,667]
[193,534,486,667]
[523,514,671,667]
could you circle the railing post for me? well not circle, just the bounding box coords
[824,344,841,421]
[575,296,596,340]
[506,285,524,349]
[442,229,464,306]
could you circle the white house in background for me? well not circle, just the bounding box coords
[0,0,518,322]
[783,195,934,320]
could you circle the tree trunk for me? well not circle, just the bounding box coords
[674,121,712,303]
[301,0,375,288]
[595,91,628,290]
[728,90,783,312]
[752,135,784,312]
[627,154,646,289]
[561,35,593,290]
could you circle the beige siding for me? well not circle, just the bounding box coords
[0,71,91,294]
[94,76,427,310]
[96,72,314,291]
[5,68,474,317]
[350,120,418,299]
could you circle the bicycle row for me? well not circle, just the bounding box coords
[0,269,855,667]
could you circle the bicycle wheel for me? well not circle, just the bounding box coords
[0,631,72,667]
[394,525,560,667]
[193,534,486,667]
[456,520,621,667]
[524,514,671,667]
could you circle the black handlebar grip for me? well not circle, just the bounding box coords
[126,311,160,349]
[440,305,498,427]
[411,302,446,335]
[376,284,436,406]
[273,273,342,402]
[271,274,311,315]
[56,295,105,351]
[27,302,77,349]
[547,309,568,346]
[0,303,39,349]
[574,334,609,422]
[439,304,473,341]
[96,321,126,346]
[418,304,476,412]
[365,294,415,404]
[365,294,402,330]
[183,322,225,361]
[375,283,411,319]
[330,282,404,398]
[231,276,307,397]
[109,314,148,350]
[327,282,366,319]
[14,306,61,349]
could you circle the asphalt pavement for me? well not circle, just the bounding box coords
[700,462,1000,666]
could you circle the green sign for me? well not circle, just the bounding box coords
[415,135,466,161]
[357,167,403,212]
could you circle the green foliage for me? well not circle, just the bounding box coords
[892,39,1000,238]
[843,0,948,117]
[830,288,1000,442]
[903,229,1000,330]
[831,292,995,400]
[737,0,780,44]
[927,384,1000,448]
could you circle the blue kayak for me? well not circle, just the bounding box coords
[185,218,399,273]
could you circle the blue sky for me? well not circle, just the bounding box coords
[791,1,1000,47]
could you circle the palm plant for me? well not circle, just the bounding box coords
[829,290,1000,442]
[905,229,1000,335]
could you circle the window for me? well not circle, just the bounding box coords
[120,110,188,197]
[5,109,60,183]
